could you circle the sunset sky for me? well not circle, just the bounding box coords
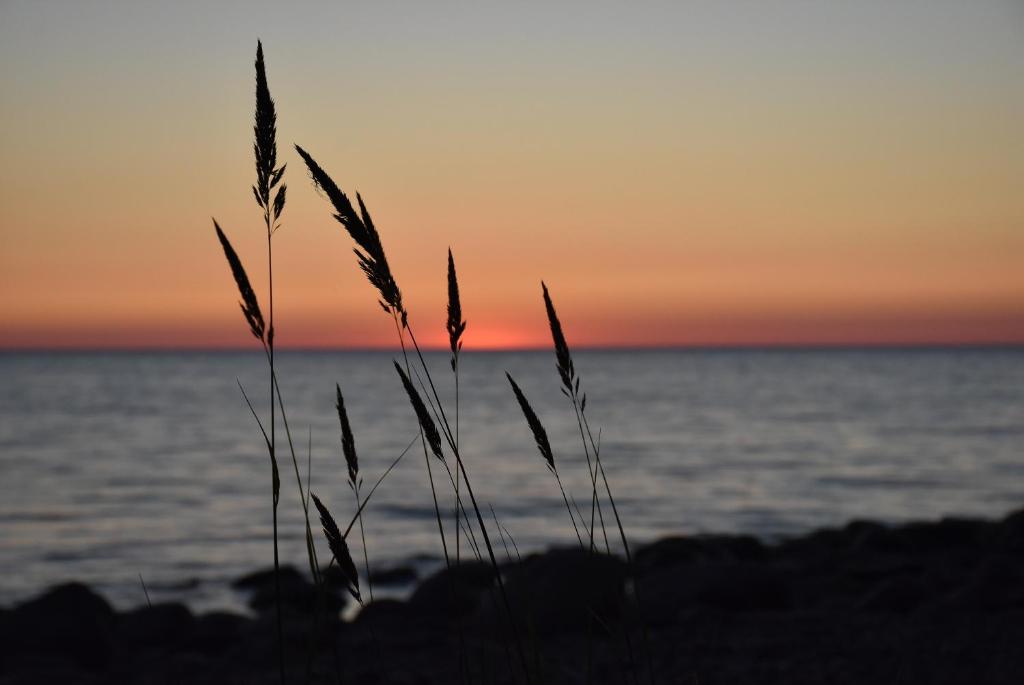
[1,1,1021,349]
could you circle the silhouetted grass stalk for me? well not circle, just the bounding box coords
[541,282,610,554]
[306,432,421,658]
[299,143,536,679]
[391,311,478,685]
[447,250,470,684]
[254,40,288,684]
[392,311,452,571]
[408,357,483,559]
[268,372,322,580]
[254,42,325,603]
[312,493,362,604]
[213,219,284,683]
[575,401,611,552]
[506,372,584,549]
[336,383,374,603]
[217,42,335,683]
[342,434,417,538]
[447,249,467,567]
[505,368,599,681]
[540,282,654,685]
[396,332,533,682]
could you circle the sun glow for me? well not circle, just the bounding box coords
[1,2,1022,349]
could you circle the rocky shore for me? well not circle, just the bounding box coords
[2,508,1022,684]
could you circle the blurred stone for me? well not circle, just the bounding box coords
[189,611,254,655]
[232,564,304,590]
[409,560,495,618]
[636,534,766,570]
[8,582,115,670]
[368,565,417,587]
[235,564,346,616]
[493,548,627,633]
[117,602,195,648]
[861,577,928,613]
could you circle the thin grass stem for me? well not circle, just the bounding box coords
[392,312,452,571]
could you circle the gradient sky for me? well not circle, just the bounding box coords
[1,0,1022,349]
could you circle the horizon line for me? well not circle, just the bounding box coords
[3,341,1023,354]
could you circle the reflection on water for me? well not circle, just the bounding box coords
[1,348,1022,611]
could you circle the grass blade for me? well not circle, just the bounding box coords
[311,493,361,603]
[507,372,584,548]
[213,220,265,342]
[336,384,359,487]
[394,361,445,462]
[541,281,574,397]
[254,40,282,209]
[506,373,555,470]
[294,145,403,316]
[447,248,466,371]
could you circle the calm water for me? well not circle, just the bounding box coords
[1,349,1022,612]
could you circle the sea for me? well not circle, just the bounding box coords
[1,348,1022,613]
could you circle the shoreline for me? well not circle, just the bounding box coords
[3,507,1022,683]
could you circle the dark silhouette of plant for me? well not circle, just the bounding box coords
[311,492,361,603]
[506,372,584,548]
[293,145,403,320]
[336,383,376,602]
[208,39,650,685]
[298,147,534,684]
[540,282,654,684]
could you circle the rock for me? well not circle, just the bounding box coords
[861,577,929,613]
[369,565,418,587]
[117,602,195,649]
[944,556,1024,611]
[7,582,115,670]
[235,564,346,616]
[639,561,792,625]
[189,611,254,655]
[697,564,792,611]
[491,548,627,633]
[636,534,766,571]
[0,608,9,671]
[890,517,989,554]
[252,582,346,616]
[322,563,369,598]
[4,508,1024,684]
[843,520,896,553]
[353,598,416,631]
[994,508,1024,552]
[778,521,887,560]
[355,598,410,621]
[408,560,495,618]
[232,564,304,590]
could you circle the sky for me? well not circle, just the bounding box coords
[1,0,1022,349]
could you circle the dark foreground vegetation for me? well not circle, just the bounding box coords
[3,507,1022,684]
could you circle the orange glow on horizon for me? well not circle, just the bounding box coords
[1,4,1022,350]
[2,300,1021,351]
